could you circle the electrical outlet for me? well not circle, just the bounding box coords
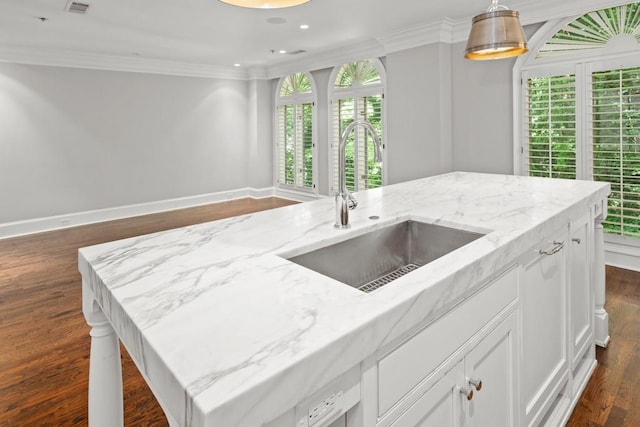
[294,366,359,427]
[308,392,337,426]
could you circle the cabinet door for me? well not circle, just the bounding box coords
[569,217,592,367]
[389,363,464,427]
[519,231,569,426]
[465,311,518,427]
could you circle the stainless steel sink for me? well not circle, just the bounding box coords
[286,220,484,293]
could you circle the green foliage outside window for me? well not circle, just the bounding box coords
[279,72,314,190]
[592,67,640,237]
[334,59,384,192]
[527,68,640,238]
[338,96,383,191]
[527,75,577,179]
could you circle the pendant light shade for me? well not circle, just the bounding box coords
[218,0,310,8]
[465,1,528,60]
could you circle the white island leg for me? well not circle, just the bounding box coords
[594,219,610,348]
[82,279,124,427]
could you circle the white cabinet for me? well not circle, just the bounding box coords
[389,364,464,427]
[351,268,519,427]
[343,215,600,427]
[518,228,569,426]
[465,312,517,427]
[387,311,518,427]
[568,215,596,393]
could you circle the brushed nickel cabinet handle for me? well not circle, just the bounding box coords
[538,241,564,255]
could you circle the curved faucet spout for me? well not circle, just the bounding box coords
[335,119,383,229]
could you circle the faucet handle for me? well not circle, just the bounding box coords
[347,194,358,210]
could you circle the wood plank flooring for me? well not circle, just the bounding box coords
[0,198,638,426]
[566,266,640,427]
[0,198,296,426]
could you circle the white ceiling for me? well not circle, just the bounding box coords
[0,0,631,79]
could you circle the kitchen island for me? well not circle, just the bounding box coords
[79,172,610,427]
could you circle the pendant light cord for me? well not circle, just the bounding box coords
[487,0,509,12]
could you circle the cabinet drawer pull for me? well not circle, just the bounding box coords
[459,386,474,400]
[468,377,483,391]
[572,238,582,244]
[538,241,564,256]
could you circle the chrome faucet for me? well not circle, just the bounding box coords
[335,119,383,229]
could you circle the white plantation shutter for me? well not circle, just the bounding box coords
[331,97,356,192]
[277,103,314,188]
[276,72,316,192]
[519,2,640,241]
[589,66,640,237]
[329,59,385,194]
[330,96,383,193]
[277,105,289,184]
[525,74,577,179]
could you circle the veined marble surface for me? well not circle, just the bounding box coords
[78,172,609,426]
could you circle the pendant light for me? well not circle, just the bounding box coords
[218,0,310,8]
[465,0,528,60]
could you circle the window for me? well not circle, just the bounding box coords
[276,72,316,191]
[591,67,640,236]
[518,2,640,238]
[329,59,386,193]
[526,74,577,179]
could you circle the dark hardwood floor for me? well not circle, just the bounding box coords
[566,266,640,427]
[0,198,638,426]
[0,198,296,426]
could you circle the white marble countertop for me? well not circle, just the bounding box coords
[78,172,609,426]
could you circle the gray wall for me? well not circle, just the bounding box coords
[386,43,454,184]
[0,63,269,224]
[1,25,541,224]
[247,78,274,189]
[451,23,543,174]
[451,42,517,174]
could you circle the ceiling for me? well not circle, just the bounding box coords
[0,0,631,79]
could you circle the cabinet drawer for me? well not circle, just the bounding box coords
[377,267,517,417]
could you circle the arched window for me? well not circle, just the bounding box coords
[276,72,316,192]
[515,2,640,239]
[329,59,386,193]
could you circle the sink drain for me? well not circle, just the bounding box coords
[357,263,421,293]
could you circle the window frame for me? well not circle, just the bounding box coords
[514,11,640,248]
[328,58,387,194]
[274,72,318,195]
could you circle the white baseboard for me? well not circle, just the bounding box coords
[0,187,285,240]
[605,234,640,273]
[274,187,327,203]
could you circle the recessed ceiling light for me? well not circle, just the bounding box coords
[218,0,311,8]
[299,24,309,29]
[279,50,287,54]
[267,17,287,24]
[233,63,241,67]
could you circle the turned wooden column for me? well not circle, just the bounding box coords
[593,218,610,348]
[82,278,124,426]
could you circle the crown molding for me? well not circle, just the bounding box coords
[0,0,631,80]
[0,46,250,80]
[260,39,386,80]
[377,19,457,52]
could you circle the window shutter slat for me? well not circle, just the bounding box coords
[526,75,577,179]
[590,66,640,237]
